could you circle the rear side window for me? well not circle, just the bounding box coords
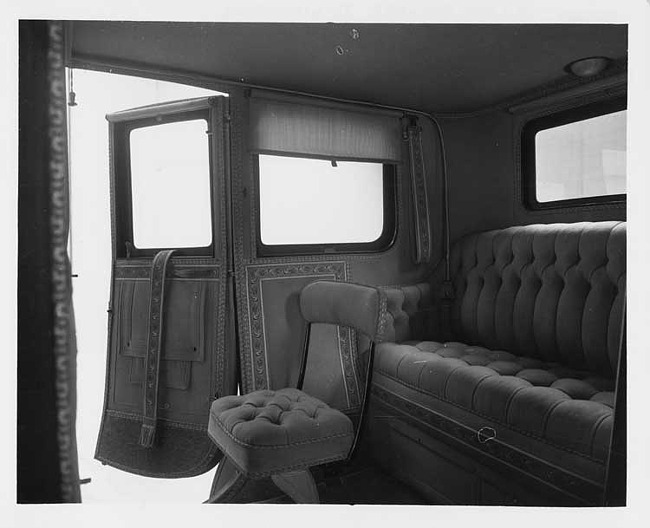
[255,154,396,255]
[522,98,626,208]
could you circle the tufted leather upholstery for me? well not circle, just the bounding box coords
[370,222,625,496]
[208,388,353,478]
[382,283,433,343]
[448,222,625,378]
[375,340,615,461]
[300,280,389,341]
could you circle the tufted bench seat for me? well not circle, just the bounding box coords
[367,221,626,504]
[375,341,615,462]
[208,388,354,479]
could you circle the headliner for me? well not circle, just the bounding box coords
[69,22,628,115]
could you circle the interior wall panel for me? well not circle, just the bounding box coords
[440,106,626,248]
[230,89,442,411]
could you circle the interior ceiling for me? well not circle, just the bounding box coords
[69,22,628,114]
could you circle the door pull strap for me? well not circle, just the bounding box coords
[140,249,175,448]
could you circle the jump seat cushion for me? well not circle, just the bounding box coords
[208,388,354,479]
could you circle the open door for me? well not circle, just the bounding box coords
[95,97,237,478]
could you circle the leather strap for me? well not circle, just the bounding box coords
[407,122,432,264]
[139,249,175,448]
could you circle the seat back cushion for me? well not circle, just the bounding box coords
[449,221,625,378]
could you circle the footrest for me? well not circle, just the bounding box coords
[208,388,354,478]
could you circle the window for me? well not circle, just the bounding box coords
[128,118,212,250]
[522,98,626,208]
[256,155,396,254]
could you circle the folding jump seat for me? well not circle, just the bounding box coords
[206,281,388,503]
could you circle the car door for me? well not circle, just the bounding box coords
[95,96,237,477]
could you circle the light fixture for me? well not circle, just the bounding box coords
[565,56,611,78]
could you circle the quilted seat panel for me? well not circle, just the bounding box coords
[208,388,353,478]
[375,341,615,461]
[449,222,625,378]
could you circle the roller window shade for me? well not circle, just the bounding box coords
[249,94,403,162]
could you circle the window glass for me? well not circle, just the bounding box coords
[258,155,385,245]
[535,110,626,203]
[130,119,212,248]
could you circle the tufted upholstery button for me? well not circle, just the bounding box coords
[590,392,615,408]
[516,357,543,369]
[551,379,598,400]
[487,361,523,376]
[463,354,491,366]
[516,368,558,386]
[489,350,517,362]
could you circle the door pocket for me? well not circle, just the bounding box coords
[116,279,208,392]
[118,279,208,364]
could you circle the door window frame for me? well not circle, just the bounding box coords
[109,102,217,258]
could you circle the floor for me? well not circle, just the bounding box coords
[222,451,431,505]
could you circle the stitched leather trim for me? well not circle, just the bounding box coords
[139,250,175,447]
[242,262,352,396]
[210,411,353,450]
[407,123,432,264]
[106,409,208,431]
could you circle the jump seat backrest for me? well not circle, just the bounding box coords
[369,221,626,505]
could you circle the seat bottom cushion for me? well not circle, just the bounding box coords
[374,341,615,464]
[208,388,354,478]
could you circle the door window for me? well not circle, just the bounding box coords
[129,119,212,249]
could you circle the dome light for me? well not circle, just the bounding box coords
[565,56,611,78]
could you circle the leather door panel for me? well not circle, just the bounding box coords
[238,261,360,410]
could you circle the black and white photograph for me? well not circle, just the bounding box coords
[6,1,650,526]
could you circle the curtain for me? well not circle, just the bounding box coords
[18,20,81,503]
[249,91,403,162]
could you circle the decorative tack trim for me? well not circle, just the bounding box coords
[337,326,360,409]
[244,262,347,389]
[139,250,175,447]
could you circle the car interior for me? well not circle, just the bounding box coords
[18,19,633,507]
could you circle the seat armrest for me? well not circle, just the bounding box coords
[300,281,389,342]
